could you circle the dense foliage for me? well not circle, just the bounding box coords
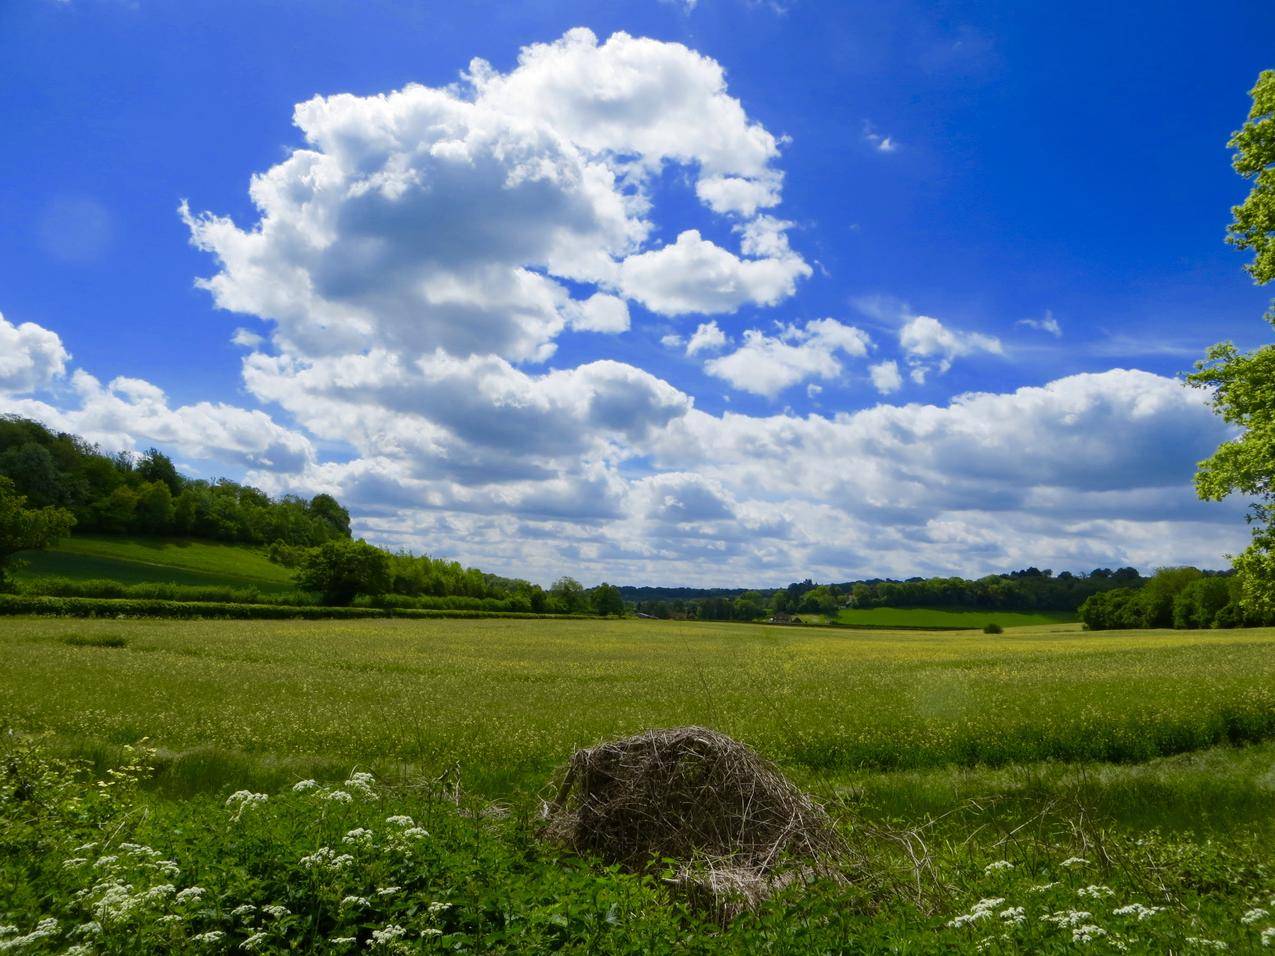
[1077,567,1272,630]
[1189,70,1275,617]
[0,417,350,547]
[0,475,75,588]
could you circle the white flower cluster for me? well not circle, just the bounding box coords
[999,906,1025,925]
[1077,885,1114,899]
[342,828,374,847]
[344,771,377,799]
[1041,910,1092,928]
[1260,926,1275,947]
[1244,909,1271,925]
[369,923,406,947]
[0,919,58,952]
[1185,939,1228,951]
[983,860,1014,874]
[292,779,319,792]
[1072,924,1108,944]
[948,898,1005,928]
[385,816,414,827]
[326,790,354,804]
[299,847,354,870]
[225,790,268,809]
[1060,857,1089,867]
[1113,903,1162,920]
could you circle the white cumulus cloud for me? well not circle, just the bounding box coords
[0,312,70,394]
[899,314,1002,382]
[705,317,871,397]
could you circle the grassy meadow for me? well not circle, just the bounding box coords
[3,616,1274,951]
[11,535,297,593]
[833,606,1076,628]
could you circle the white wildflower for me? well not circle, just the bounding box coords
[292,779,318,792]
[1185,940,1228,951]
[385,816,413,828]
[175,886,206,903]
[344,771,376,798]
[0,919,59,950]
[144,884,176,901]
[72,922,102,937]
[192,930,225,944]
[326,790,353,803]
[1245,909,1272,925]
[984,860,1014,874]
[93,855,119,869]
[368,923,406,947]
[1113,903,1162,920]
[421,927,443,937]
[1078,885,1115,899]
[73,842,98,853]
[1041,910,1092,928]
[401,827,429,840]
[342,828,374,846]
[1261,926,1275,947]
[262,904,290,919]
[300,847,354,870]
[231,904,257,919]
[947,898,1005,928]
[155,914,183,926]
[1073,924,1108,943]
[428,902,451,914]
[330,938,357,946]
[341,896,370,909]
[152,860,181,878]
[225,790,268,808]
[243,931,269,951]
[120,842,161,859]
[999,906,1025,924]
[91,881,137,921]
[1061,857,1089,867]
[376,886,401,896]
[64,946,93,956]
[1030,882,1060,892]
[63,858,88,869]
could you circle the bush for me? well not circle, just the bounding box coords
[295,539,391,605]
[983,623,1003,634]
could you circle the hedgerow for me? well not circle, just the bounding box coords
[0,595,565,621]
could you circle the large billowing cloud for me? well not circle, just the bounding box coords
[705,318,871,396]
[182,28,805,365]
[0,312,69,394]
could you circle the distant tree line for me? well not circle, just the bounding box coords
[1079,567,1273,630]
[0,417,351,546]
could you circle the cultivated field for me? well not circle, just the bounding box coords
[3,617,1274,952]
[834,606,1076,628]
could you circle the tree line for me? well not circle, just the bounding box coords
[0,417,351,547]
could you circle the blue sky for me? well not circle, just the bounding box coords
[1,0,1272,585]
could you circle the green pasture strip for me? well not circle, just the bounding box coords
[13,534,296,592]
[2,616,1272,798]
[0,595,566,621]
[836,606,1077,628]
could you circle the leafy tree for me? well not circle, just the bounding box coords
[549,576,587,614]
[134,481,176,534]
[0,476,75,589]
[1190,70,1275,614]
[589,582,625,617]
[309,494,352,538]
[295,539,391,605]
[136,448,183,495]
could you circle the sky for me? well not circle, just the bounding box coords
[1,0,1272,587]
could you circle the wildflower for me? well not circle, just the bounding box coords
[1061,857,1089,867]
[427,902,451,914]
[0,928,13,939]
[155,915,183,926]
[74,842,98,853]
[292,779,319,792]
[345,771,376,797]
[401,827,429,840]
[1246,909,1272,925]
[376,886,401,896]
[1185,940,1228,951]
[385,815,413,827]
[92,881,138,921]
[72,922,102,937]
[175,886,206,904]
[1030,882,1060,892]
[984,860,1014,874]
[120,842,161,859]
[192,930,225,944]
[947,898,1006,928]
[225,790,268,808]
[0,919,59,950]
[1261,927,1275,947]
[144,884,176,901]
[1078,885,1115,899]
[1073,924,1108,943]
[326,790,353,803]
[999,906,1025,925]
[330,938,357,946]
[343,828,374,846]
[1113,903,1161,920]
[63,858,88,868]
[152,860,181,878]
[231,904,257,919]
[64,946,93,956]
[1041,910,1092,928]
[93,855,119,868]
[300,847,354,870]
[421,928,443,937]
[262,905,290,919]
[243,931,269,951]
[341,896,370,909]
[368,924,406,947]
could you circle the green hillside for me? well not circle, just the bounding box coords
[13,535,297,593]
[835,606,1076,628]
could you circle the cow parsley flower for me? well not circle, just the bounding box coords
[341,896,370,909]
[243,932,269,951]
[385,816,414,828]
[999,907,1025,925]
[947,898,1006,928]
[262,904,290,919]
[231,904,257,919]
[1041,910,1092,928]
[326,790,353,803]
[376,886,401,896]
[345,771,376,798]
[428,902,451,914]
[1113,903,1161,920]
[175,887,206,904]
[984,860,1014,874]
[1061,857,1089,867]
[1260,926,1275,947]
[369,923,406,946]
[192,930,225,944]
[342,828,374,846]
[144,884,176,901]
[225,790,268,809]
[1078,885,1114,899]
[1245,909,1272,925]
[1073,924,1108,943]
[1185,939,1228,951]
[1030,882,1060,892]
[292,779,319,792]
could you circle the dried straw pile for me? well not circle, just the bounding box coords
[543,726,843,916]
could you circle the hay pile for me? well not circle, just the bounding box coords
[543,727,843,916]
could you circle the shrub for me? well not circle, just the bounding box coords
[983,623,1003,634]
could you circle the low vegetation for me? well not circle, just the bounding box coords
[2,617,1273,952]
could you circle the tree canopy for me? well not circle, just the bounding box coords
[0,476,75,589]
[1189,69,1275,614]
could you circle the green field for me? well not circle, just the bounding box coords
[834,606,1076,628]
[3,617,1274,952]
[12,534,297,592]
